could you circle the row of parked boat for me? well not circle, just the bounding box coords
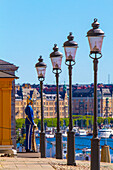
[35,126,113,139]
[35,127,88,138]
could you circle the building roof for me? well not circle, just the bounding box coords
[102,88,111,97]
[15,98,22,101]
[0,70,18,79]
[0,59,19,71]
[73,88,93,97]
[0,59,13,65]
[74,88,93,93]
[44,93,64,100]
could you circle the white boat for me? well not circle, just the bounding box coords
[35,130,40,138]
[45,131,54,138]
[73,127,80,136]
[63,147,91,161]
[98,128,113,138]
[76,152,90,161]
[79,129,87,136]
[76,148,101,161]
[62,131,67,137]
[63,147,67,159]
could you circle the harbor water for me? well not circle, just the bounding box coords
[36,136,113,162]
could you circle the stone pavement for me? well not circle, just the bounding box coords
[0,157,113,169]
[17,152,40,158]
[50,159,113,170]
[0,157,53,170]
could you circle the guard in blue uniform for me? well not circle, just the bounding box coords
[25,97,34,152]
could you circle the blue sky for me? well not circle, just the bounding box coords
[0,0,113,85]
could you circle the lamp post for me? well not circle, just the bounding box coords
[63,32,78,165]
[87,18,105,170]
[50,44,63,159]
[35,56,47,158]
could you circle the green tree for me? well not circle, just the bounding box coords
[16,119,25,129]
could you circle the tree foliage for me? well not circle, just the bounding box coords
[16,116,113,129]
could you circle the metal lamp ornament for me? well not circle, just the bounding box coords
[50,44,63,159]
[35,56,47,81]
[35,56,47,158]
[63,32,78,165]
[87,18,105,170]
[63,32,78,65]
[87,18,105,57]
[50,44,63,74]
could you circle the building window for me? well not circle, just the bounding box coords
[98,99,100,102]
[44,107,48,111]
[33,101,36,104]
[98,104,100,108]
[49,102,53,105]
[50,112,53,116]
[44,112,48,116]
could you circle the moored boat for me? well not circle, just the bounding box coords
[79,129,87,136]
[73,127,80,136]
[62,131,67,137]
[98,128,113,138]
[35,130,40,138]
[45,130,54,138]
[87,132,93,136]
[63,147,91,161]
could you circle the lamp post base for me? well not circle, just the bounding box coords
[67,131,76,165]
[56,132,63,159]
[91,137,100,170]
[40,132,46,158]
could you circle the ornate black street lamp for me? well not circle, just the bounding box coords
[35,56,47,158]
[50,44,63,159]
[87,18,105,170]
[63,32,78,165]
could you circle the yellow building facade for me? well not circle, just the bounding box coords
[15,88,68,119]
[0,71,17,153]
[101,88,113,117]
[102,97,113,117]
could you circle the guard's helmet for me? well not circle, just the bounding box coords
[27,96,33,105]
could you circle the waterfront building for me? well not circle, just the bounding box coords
[15,85,68,119]
[101,88,113,117]
[72,88,101,117]
[72,87,113,118]
[15,83,113,119]
[15,87,40,119]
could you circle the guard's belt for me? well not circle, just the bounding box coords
[26,115,32,125]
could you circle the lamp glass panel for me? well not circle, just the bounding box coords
[36,66,46,78]
[64,46,77,61]
[88,36,104,52]
[51,56,62,70]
